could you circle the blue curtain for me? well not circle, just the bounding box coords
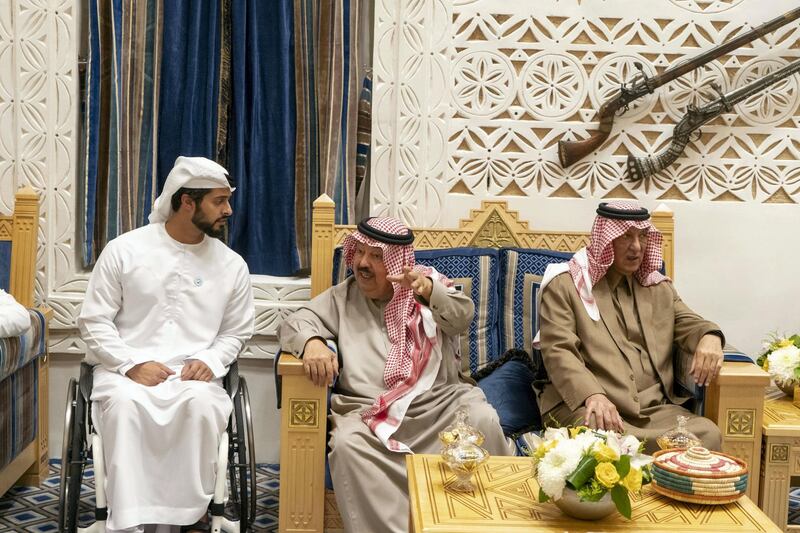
[156,0,221,187]
[82,0,159,266]
[87,1,300,276]
[227,0,298,275]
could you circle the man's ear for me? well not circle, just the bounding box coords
[180,193,196,212]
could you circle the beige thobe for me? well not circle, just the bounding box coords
[538,270,722,453]
[279,277,507,533]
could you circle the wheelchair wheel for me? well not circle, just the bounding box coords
[59,378,88,533]
[227,376,257,531]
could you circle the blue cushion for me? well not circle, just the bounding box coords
[475,350,542,437]
[498,248,572,355]
[415,248,500,374]
[0,240,11,292]
[332,246,500,374]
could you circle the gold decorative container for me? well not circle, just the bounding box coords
[439,407,489,491]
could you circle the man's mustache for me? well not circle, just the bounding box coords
[357,267,373,275]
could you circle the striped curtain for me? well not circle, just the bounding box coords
[82,0,160,267]
[294,0,362,267]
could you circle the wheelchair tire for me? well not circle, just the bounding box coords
[227,376,256,532]
[59,378,87,533]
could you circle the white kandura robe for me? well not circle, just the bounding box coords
[77,223,254,531]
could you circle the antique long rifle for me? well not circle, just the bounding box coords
[557,7,800,168]
[626,57,800,181]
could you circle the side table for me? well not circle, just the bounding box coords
[761,388,800,532]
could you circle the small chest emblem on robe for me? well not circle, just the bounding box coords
[194,277,203,287]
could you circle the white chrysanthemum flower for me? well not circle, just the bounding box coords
[768,345,800,379]
[537,461,568,500]
[537,440,583,500]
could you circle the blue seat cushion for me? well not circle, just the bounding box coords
[333,246,501,374]
[498,247,572,355]
[474,349,542,437]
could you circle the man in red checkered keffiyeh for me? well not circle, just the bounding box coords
[279,216,506,533]
[535,201,725,454]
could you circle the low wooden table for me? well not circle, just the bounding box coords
[761,388,800,532]
[407,454,780,532]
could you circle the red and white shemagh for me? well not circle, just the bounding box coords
[343,217,454,452]
[573,200,667,289]
[534,201,669,346]
[561,200,668,321]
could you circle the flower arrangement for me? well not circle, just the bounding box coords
[756,334,800,390]
[528,426,653,519]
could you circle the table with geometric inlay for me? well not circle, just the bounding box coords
[760,388,800,532]
[407,454,780,533]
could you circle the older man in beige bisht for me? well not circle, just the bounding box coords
[279,216,506,533]
[536,201,724,453]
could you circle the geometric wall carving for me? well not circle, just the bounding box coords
[372,0,800,227]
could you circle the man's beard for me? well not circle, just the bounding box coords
[192,211,227,239]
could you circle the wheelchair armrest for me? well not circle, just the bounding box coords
[79,362,94,403]
[224,360,241,397]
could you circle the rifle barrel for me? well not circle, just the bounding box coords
[558,6,800,168]
[654,7,800,86]
[627,56,800,181]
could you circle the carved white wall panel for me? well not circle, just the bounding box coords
[372,0,452,226]
[372,0,800,356]
[372,0,800,222]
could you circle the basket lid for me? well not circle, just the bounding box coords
[653,446,747,478]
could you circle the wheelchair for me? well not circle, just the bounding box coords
[58,361,256,533]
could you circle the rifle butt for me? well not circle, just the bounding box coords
[626,135,691,181]
[558,131,610,168]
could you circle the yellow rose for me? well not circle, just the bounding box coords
[592,443,619,463]
[595,462,620,488]
[569,426,590,438]
[620,468,643,493]
[778,338,794,348]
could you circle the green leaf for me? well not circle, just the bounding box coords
[642,465,653,485]
[566,456,598,490]
[576,479,607,502]
[538,487,550,503]
[791,334,800,347]
[794,366,800,380]
[615,455,631,479]
[756,354,766,368]
[611,484,632,519]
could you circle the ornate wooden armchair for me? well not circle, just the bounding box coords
[277,194,769,533]
[0,187,50,495]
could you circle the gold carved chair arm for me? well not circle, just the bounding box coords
[277,352,328,533]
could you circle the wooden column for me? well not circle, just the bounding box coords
[704,362,770,501]
[9,186,38,307]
